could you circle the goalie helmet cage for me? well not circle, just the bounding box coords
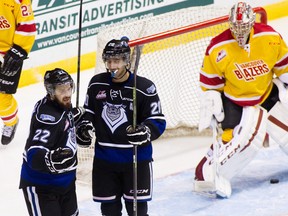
[77,5,267,185]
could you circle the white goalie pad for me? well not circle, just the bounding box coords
[218,106,267,180]
[194,106,267,198]
[267,101,288,155]
[273,78,288,108]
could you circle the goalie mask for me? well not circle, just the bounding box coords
[229,2,255,48]
[102,37,131,78]
[44,68,75,98]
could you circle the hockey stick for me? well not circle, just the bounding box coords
[76,0,83,107]
[132,45,141,216]
[211,118,231,198]
[211,117,220,190]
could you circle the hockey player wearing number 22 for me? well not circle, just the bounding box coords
[0,0,36,145]
[194,2,288,198]
[19,69,82,216]
[75,37,166,216]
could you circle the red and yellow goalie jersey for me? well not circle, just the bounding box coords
[200,23,288,106]
[0,0,36,55]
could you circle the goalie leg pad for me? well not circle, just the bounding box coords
[267,101,288,155]
[194,106,267,197]
[194,144,232,198]
[218,106,267,180]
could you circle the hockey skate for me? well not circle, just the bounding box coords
[1,120,19,145]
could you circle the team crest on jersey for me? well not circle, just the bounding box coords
[233,60,269,81]
[0,16,11,29]
[66,128,77,152]
[216,50,227,62]
[102,102,128,133]
[96,90,106,99]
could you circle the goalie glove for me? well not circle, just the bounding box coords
[71,106,85,125]
[198,90,224,132]
[126,124,151,146]
[76,120,95,147]
[1,44,27,76]
[44,147,77,174]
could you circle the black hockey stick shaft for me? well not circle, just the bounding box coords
[132,45,141,216]
[76,0,83,107]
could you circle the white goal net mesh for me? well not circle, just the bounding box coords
[77,5,267,184]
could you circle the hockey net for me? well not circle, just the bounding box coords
[77,5,267,184]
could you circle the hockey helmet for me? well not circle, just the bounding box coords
[44,68,74,96]
[228,2,255,48]
[102,37,131,64]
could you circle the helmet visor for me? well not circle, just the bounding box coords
[54,82,74,96]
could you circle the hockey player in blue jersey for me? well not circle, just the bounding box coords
[76,37,166,216]
[19,68,80,216]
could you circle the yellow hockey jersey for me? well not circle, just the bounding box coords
[0,0,36,55]
[200,23,288,106]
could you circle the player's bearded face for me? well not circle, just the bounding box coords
[53,83,73,108]
[105,58,127,79]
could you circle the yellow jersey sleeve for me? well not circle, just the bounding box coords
[0,0,36,54]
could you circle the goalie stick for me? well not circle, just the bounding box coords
[132,45,141,216]
[211,118,232,198]
[211,118,221,196]
[194,118,222,198]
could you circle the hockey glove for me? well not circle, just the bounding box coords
[72,106,85,125]
[1,44,27,76]
[126,125,151,146]
[44,147,77,174]
[76,120,95,147]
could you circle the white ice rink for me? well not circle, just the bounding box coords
[1,11,288,216]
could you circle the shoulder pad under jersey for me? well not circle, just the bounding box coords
[34,98,66,125]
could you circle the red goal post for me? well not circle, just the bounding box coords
[128,7,267,47]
